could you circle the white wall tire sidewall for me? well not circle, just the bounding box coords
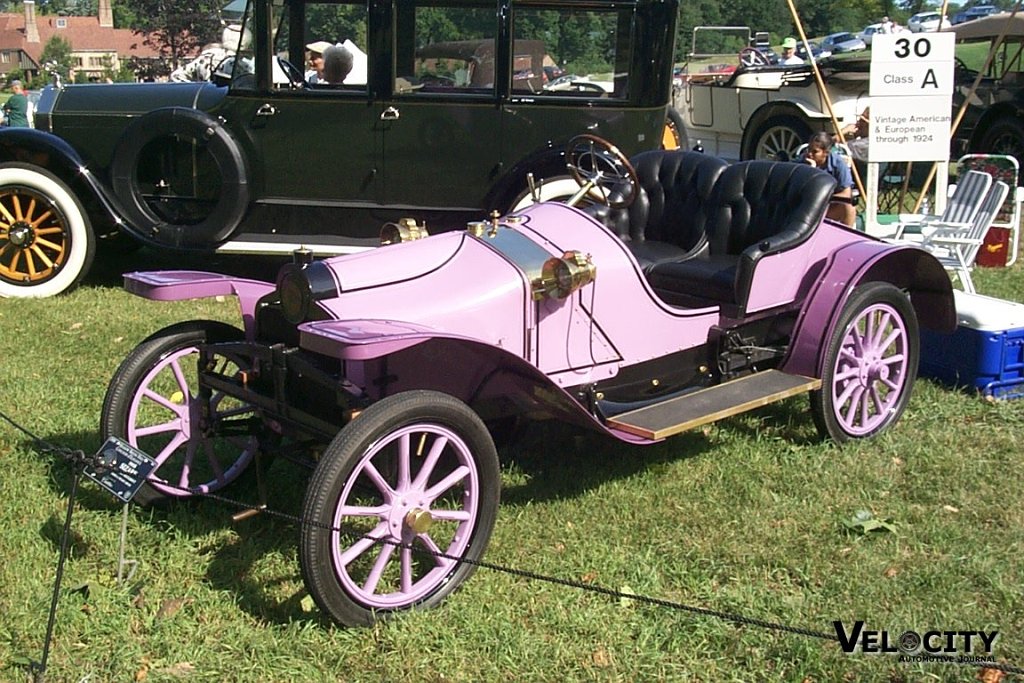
[510,176,591,211]
[0,165,93,298]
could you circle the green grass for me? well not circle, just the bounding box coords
[1,248,1023,682]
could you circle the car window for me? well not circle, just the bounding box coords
[513,4,632,99]
[394,2,497,96]
[270,0,369,93]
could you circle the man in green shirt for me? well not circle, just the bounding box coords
[3,80,30,127]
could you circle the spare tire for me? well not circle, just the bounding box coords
[110,107,250,249]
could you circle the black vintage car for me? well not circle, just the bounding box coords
[0,0,679,297]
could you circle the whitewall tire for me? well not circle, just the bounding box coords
[0,163,95,298]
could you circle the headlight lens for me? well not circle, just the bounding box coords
[276,261,339,324]
[534,250,596,300]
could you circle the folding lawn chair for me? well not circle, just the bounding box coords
[891,168,993,240]
[955,154,1023,266]
[917,180,1010,293]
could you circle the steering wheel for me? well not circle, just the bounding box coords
[276,57,305,88]
[565,134,639,208]
[954,56,977,82]
[739,47,771,68]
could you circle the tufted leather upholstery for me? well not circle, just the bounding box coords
[602,150,729,271]
[646,160,836,311]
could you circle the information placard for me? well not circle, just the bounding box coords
[868,32,955,162]
[869,97,953,162]
[85,436,158,504]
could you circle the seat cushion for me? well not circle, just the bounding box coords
[607,150,728,258]
[647,255,738,304]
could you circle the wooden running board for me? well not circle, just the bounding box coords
[606,370,821,440]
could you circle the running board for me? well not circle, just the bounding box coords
[606,370,821,440]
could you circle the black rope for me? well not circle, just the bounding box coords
[2,407,1022,677]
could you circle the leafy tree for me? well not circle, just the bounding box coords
[121,0,223,66]
[39,34,73,82]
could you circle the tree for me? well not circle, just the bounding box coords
[39,34,73,83]
[121,0,224,66]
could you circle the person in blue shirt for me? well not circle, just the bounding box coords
[802,131,856,227]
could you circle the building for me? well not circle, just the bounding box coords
[0,0,162,82]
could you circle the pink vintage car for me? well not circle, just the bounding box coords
[101,137,955,626]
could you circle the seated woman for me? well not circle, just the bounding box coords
[321,45,354,85]
[801,131,856,228]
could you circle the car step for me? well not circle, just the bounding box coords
[606,370,821,440]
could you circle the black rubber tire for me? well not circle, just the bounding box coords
[101,320,255,506]
[745,114,813,161]
[0,162,95,298]
[978,117,1024,169]
[300,390,500,626]
[110,107,250,248]
[810,282,919,443]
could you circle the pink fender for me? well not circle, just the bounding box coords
[782,242,955,378]
[123,270,276,338]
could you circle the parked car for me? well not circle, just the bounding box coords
[796,40,831,61]
[101,136,956,626]
[676,26,868,162]
[948,12,1024,167]
[859,23,883,46]
[820,32,867,53]
[964,4,1000,21]
[909,11,952,32]
[0,0,680,298]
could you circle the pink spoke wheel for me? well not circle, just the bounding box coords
[300,390,499,626]
[101,321,258,505]
[811,283,919,442]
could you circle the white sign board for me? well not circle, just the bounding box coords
[868,33,955,162]
[869,97,953,161]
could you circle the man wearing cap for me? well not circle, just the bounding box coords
[780,38,803,66]
[305,41,334,84]
[3,80,29,128]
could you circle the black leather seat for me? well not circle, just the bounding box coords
[602,150,729,271]
[646,160,836,311]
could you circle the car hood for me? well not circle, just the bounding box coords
[38,82,227,118]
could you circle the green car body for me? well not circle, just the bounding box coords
[0,0,679,297]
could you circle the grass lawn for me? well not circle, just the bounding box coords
[0,245,1022,682]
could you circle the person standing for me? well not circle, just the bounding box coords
[3,79,30,128]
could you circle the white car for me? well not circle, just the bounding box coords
[676,26,868,162]
[859,23,883,46]
[909,11,951,32]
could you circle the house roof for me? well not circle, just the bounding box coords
[0,11,161,65]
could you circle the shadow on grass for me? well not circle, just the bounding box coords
[29,393,821,626]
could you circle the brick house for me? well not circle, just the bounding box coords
[0,0,162,83]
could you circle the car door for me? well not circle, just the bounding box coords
[380,1,502,211]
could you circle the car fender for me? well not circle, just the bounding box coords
[967,102,1024,148]
[782,242,955,378]
[485,142,569,211]
[294,327,640,441]
[123,270,276,339]
[0,127,134,238]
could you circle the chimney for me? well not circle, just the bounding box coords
[24,0,39,43]
[98,0,113,28]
